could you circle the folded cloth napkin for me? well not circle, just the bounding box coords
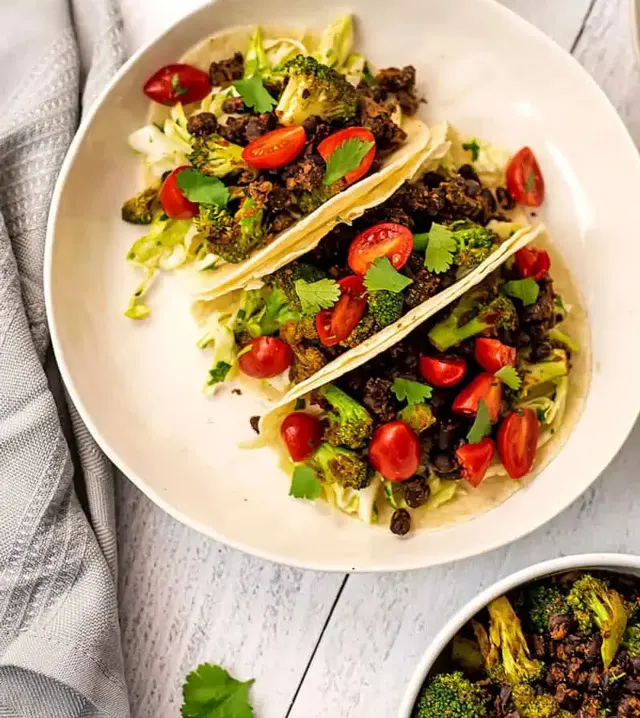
[0,0,129,715]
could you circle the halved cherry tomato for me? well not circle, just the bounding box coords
[474,338,517,374]
[159,165,199,219]
[506,147,545,207]
[452,373,503,423]
[242,126,307,170]
[143,63,211,106]
[318,127,377,185]
[419,356,467,388]
[315,275,367,347]
[497,408,539,479]
[238,337,293,378]
[280,412,323,462]
[456,438,495,488]
[515,247,551,281]
[368,421,421,482]
[348,223,413,276]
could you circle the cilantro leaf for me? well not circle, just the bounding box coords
[363,257,413,293]
[413,233,429,252]
[524,170,535,194]
[424,223,458,274]
[207,362,232,387]
[233,75,276,113]
[294,278,340,316]
[502,278,539,306]
[294,398,306,410]
[171,73,189,98]
[323,138,375,186]
[181,662,255,718]
[177,169,229,207]
[289,465,322,500]
[467,399,492,444]
[391,377,433,405]
[462,139,480,162]
[494,365,522,391]
[259,288,300,335]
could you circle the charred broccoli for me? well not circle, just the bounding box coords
[339,314,379,349]
[121,185,158,224]
[567,574,628,669]
[190,134,248,177]
[320,383,373,449]
[484,596,544,685]
[525,582,569,634]
[511,684,566,718]
[413,672,488,718]
[519,349,569,398]
[624,624,640,658]
[450,220,498,270]
[367,290,405,328]
[297,184,342,214]
[268,262,327,311]
[308,442,369,490]
[275,55,358,126]
[290,345,327,384]
[428,287,517,351]
[399,403,435,434]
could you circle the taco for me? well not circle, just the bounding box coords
[121,15,433,318]
[190,123,545,401]
[256,237,589,534]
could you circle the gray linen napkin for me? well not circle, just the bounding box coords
[0,0,129,715]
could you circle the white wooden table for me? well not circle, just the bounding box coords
[114,1,640,715]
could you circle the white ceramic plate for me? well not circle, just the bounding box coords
[46,0,640,571]
[398,553,640,717]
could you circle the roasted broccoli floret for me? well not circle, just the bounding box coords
[624,624,640,657]
[567,574,628,669]
[290,344,327,384]
[275,55,358,126]
[450,220,498,270]
[297,184,342,214]
[413,672,488,718]
[367,290,405,328]
[320,383,373,449]
[121,185,158,224]
[190,134,248,177]
[268,262,327,311]
[308,442,369,490]
[511,684,564,718]
[399,403,435,434]
[484,596,544,685]
[519,349,569,398]
[525,582,569,634]
[428,288,518,352]
[339,314,380,349]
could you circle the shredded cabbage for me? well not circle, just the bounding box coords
[128,105,192,178]
[425,477,458,510]
[264,38,310,69]
[313,14,353,69]
[325,474,381,523]
[343,52,366,87]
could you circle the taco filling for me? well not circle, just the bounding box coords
[264,244,578,534]
[121,15,422,318]
[194,140,540,396]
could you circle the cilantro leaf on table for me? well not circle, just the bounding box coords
[181,662,255,718]
[466,399,492,444]
[294,278,340,316]
[363,257,413,293]
[423,223,458,274]
[502,278,539,306]
[391,377,433,405]
[462,139,480,162]
[233,75,277,113]
[494,365,522,391]
[289,465,322,500]
[176,169,229,207]
[323,138,375,186]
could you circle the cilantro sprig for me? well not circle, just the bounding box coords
[289,465,322,500]
[233,75,276,113]
[502,278,539,306]
[391,377,433,405]
[177,169,229,207]
[171,73,189,98]
[494,365,522,391]
[294,278,340,316]
[323,138,375,186]
[363,257,413,293]
[462,139,480,162]
[181,662,255,718]
[423,223,458,274]
[466,399,492,444]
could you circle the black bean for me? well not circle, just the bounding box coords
[422,171,446,189]
[458,163,480,182]
[404,478,430,508]
[390,508,411,535]
[436,420,459,452]
[496,186,516,210]
[249,416,260,433]
[464,179,482,198]
[481,188,497,214]
[531,342,552,361]
[431,451,459,476]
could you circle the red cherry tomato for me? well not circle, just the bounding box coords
[456,438,495,488]
[452,373,503,423]
[506,147,545,207]
[497,408,539,479]
[159,165,199,219]
[242,126,307,170]
[238,337,293,378]
[143,63,211,106]
[515,247,551,281]
[368,421,421,482]
[318,127,377,186]
[315,275,368,347]
[280,412,323,462]
[419,356,467,388]
[474,338,517,374]
[348,223,414,276]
